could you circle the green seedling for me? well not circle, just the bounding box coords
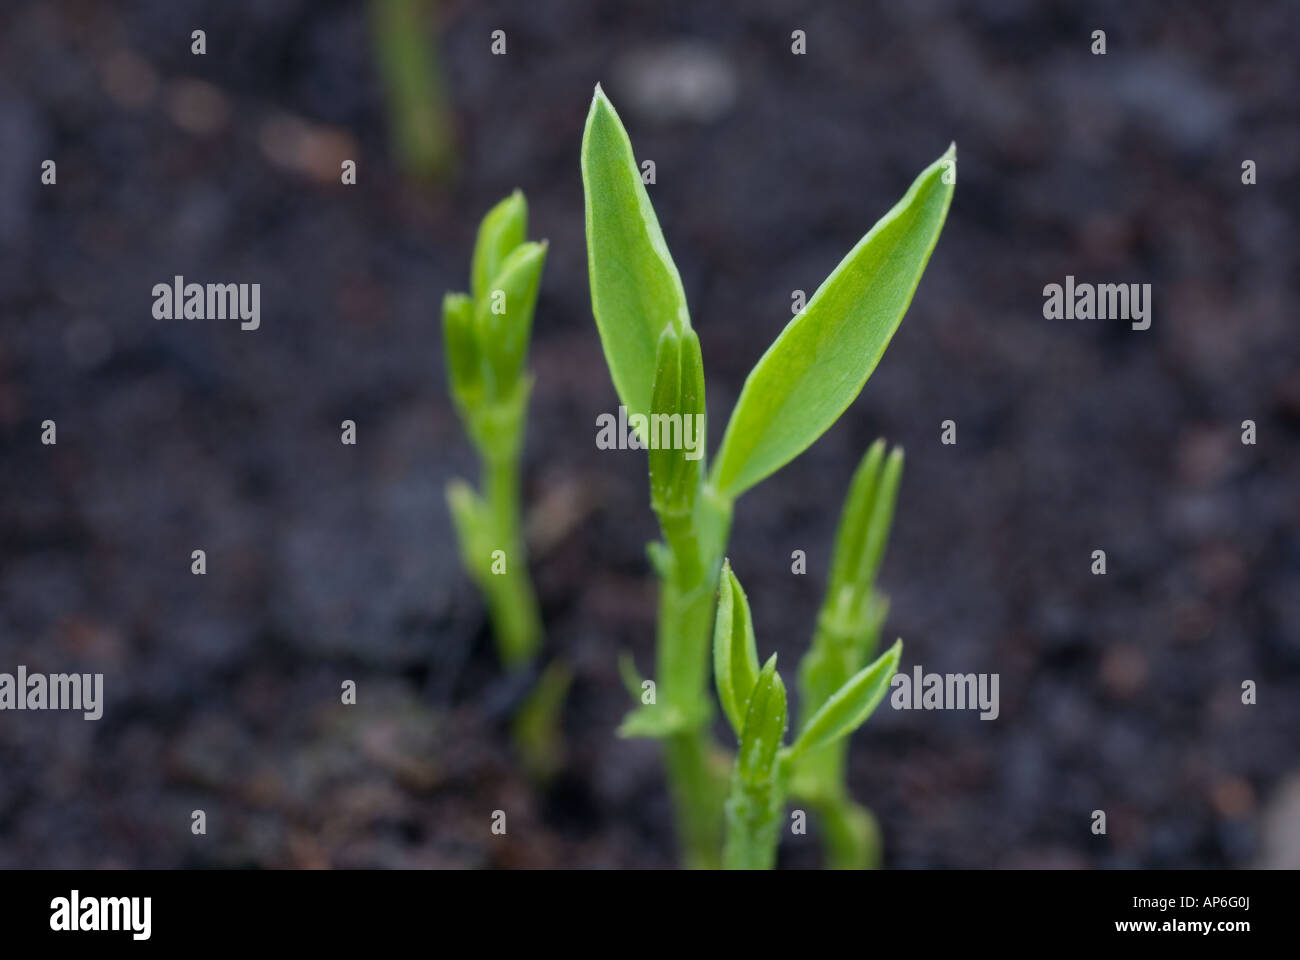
[444,191,546,668]
[790,439,903,868]
[713,561,901,869]
[580,83,953,867]
[370,0,457,183]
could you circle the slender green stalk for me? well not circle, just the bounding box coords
[446,450,541,667]
[480,432,542,667]
[791,608,884,867]
[664,727,729,870]
[790,441,902,867]
[512,659,573,782]
[813,794,881,871]
[370,0,456,183]
[795,677,883,866]
[615,327,734,866]
[655,491,732,867]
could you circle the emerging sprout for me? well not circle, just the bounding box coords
[714,561,901,869]
[581,83,953,867]
[444,191,546,668]
[791,440,904,868]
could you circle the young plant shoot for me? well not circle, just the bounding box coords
[581,83,953,868]
[444,191,546,668]
[713,561,901,869]
[369,0,457,183]
[790,439,903,868]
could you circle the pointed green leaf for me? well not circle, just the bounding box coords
[856,445,903,596]
[471,190,527,303]
[581,84,691,423]
[648,326,681,511]
[826,439,886,601]
[678,325,706,471]
[679,324,705,423]
[442,292,480,410]
[713,560,760,737]
[476,240,547,396]
[737,654,787,786]
[791,639,901,757]
[648,327,705,515]
[826,441,903,608]
[711,146,956,499]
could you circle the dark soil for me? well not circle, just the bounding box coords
[0,0,1297,868]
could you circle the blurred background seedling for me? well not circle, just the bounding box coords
[370,0,457,184]
[443,191,545,668]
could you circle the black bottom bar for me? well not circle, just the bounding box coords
[0,869,1282,947]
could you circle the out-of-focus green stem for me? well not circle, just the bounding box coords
[796,715,880,868]
[481,444,542,668]
[370,0,456,183]
[814,794,880,870]
[449,383,542,670]
[664,724,729,870]
[512,659,572,782]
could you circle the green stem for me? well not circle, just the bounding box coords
[723,784,783,870]
[370,0,456,183]
[512,659,572,783]
[664,729,729,869]
[482,444,542,668]
[814,795,880,870]
[723,754,790,870]
[652,485,733,868]
[792,608,883,867]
